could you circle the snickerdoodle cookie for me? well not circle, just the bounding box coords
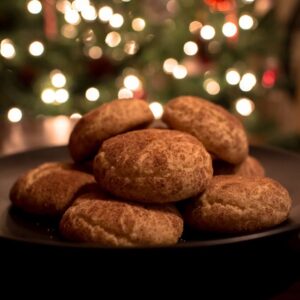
[69,99,154,162]
[10,162,95,216]
[213,156,265,177]
[93,129,213,203]
[162,96,248,164]
[185,175,291,233]
[59,192,183,246]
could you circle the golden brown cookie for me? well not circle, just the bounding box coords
[9,162,95,216]
[69,99,154,162]
[213,156,265,177]
[59,192,184,246]
[162,96,249,164]
[185,175,292,233]
[93,129,213,203]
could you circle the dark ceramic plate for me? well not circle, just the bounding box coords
[0,145,300,249]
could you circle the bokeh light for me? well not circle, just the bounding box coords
[239,73,257,91]
[7,107,22,123]
[85,87,100,101]
[222,22,238,37]
[200,25,215,40]
[235,98,255,116]
[225,69,241,85]
[239,15,254,30]
[124,75,141,91]
[204,79,220,95]
[118,88,134,99]
[0,39,16,59]
[29,41,44,56]
[132,18,146,31]
[149,102,164,119]
[183,41,198,56]
[105,32,121,47]
[27,0,42,14]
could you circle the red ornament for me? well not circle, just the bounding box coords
[262,70,277,88]
[204,0,235,12]
[42,0,57,40]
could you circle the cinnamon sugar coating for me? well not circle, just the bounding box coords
[93,129,213,203]
[60,192,183,246]
[163,96,248,164]
[185,175,292,233]
[69,99,154,162]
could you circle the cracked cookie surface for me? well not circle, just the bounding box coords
[185,175,292,233]
[163,96,248,164]
[93,129,213,203]
[59,191,183,246]
[69,99,154,162]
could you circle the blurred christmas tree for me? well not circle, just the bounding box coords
[0,0,296,141]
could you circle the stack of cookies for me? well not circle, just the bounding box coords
[9,96,292,247]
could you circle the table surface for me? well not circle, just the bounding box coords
[0,116,76,156]
[1,117,300,298]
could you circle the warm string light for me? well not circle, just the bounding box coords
[50,70,67,88]
[172,65,187,79]
[27,0,42,14]
[55,89,69,103]
[239,72,257,91]
[0,39,16,59]
[183,41,198,56]
[72,0,90,12]
[222,22,238,38]
[124,41,139,55]
[98,6,113,22]
[70,113,82,119]
[56,0,72,13]
[105,32,121,47]
[7,107,22,123]
[85,87,100,101]
[41,88,56,104]
[81,4,97,21]
[109,14,124,28]
[20,1,260,117]
[88,46,103,59]
[118,88,134,99]
[239,15,254,30]
[149,102,164,119]
[225,69,241,85]
[189,21,202,33]
[124,75,141,91]
[203,79,220,95]
[64,9,81,25]
[235,98,255,116]
[41,84,69,104]
[200,25,215,40]
[61,24,78,39]
[163,58,178,74]
[29,41,44,56]
[132,18,146,31]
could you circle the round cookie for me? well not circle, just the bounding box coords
[10,162,95,216]
[69,99,154,162]
[162,96,249,164]
[213,156,265,177]
[59,192,183,246]
[185,175,292,233]
[93,129,213,203]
